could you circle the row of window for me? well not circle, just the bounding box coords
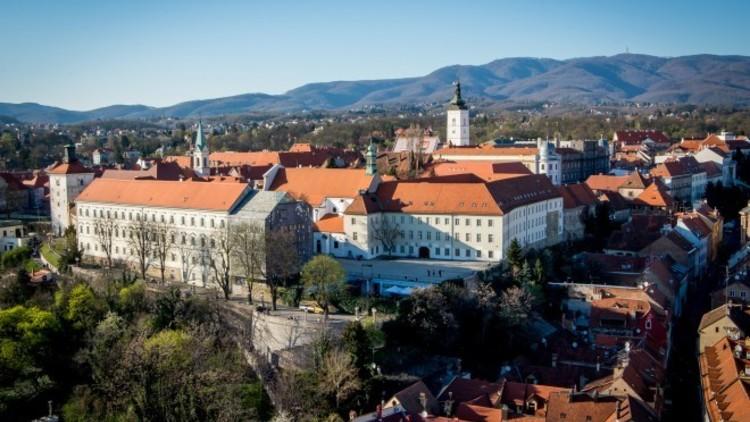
[357,215,497,228]
[80,207,225,229]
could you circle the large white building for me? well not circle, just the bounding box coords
[75,178,312,285]
[48,145,95,235]
[318,174,564,262]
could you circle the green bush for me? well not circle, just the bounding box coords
[1,246,32,269]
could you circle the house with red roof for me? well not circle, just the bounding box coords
[47,145,95,235]
[558,183,598,241]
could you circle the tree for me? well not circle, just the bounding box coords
[533,257,545,285]
[151,222,175,284]
[318,347,361,410]
[301,255,346,318]
[208,226,235,300]
[506,238,523,273]
[59,225,81,271]
[232,222,266,304]
[370,215,401,256]
[175,241,196,284]
[93,217,116,269]
[341,321,371,377]
[265,229,300,310]
[127,215,153,280]
[499,286,535,327]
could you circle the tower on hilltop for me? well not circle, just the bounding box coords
[446,81,470,146]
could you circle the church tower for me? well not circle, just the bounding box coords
[365,140,377,176]
[192,121,209,177]
[446,81,470,146]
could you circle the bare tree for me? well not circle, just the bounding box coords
[127,213,153,281]
[232,222,266,304]
[208,226,236,300]
[265,229,299,310]
[93,217,116,268]
[151,222,175,284]
[499,286,535,327]
[318,347,361,409]
[370,215,400,256]
[175,240,196,284]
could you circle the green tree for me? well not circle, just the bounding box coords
[341,321,371,377]
[506,238,523,273]
[56,284,106,332]
[301,255,346,318]
[533,257,545,285]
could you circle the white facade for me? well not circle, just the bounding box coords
[342,197,563,262]
[537,139,562,186]
[50,171,95,236]
[0,221,24,252]
[76,202,231,284]
[447,108,470,146]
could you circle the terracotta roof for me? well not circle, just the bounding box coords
[437,377,503,406]
[545,392,621,422]
[621,171,648,189]
[650,156,703,178]
[269,167,374,207]
[100,161,194,181]
[454,402,503,422]
[346,175,560,216]
[500,381,571,408]
[76,178,249,211]
[164,155,191,168]
[699,336,750,422]
[585,175,628,192]
[47,160,92,175]
[389,380,440,416]
[633,181,673,208]
[435,146,539,157]
[597,191,629,210]
[428,160,532,182]
[698,305,733,332]
[313,214,344,233]
[615,130,670,144]
[559,183,598,209]
[679,214,712,238]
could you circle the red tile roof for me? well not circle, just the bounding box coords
[269,167,374,207]
[76,178,249,211]
[313,214,344,233]
[435,146,539,157]
[585,175,628,192]
[47,161,92,175]
[633,181,674,208]
[558,183,598,209]
[428,160,532,182]
[346,175,560,216]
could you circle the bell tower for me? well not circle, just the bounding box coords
[192,121,210,177]
[446,81,470,146]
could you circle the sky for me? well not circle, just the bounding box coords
[1,0,749,110]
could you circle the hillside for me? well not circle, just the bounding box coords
[2,54,750,123]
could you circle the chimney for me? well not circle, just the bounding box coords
[501,405,509,420]
[419,392,428,418]
[443,392,454,416]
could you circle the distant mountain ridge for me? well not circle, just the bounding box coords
[3,53,750,123]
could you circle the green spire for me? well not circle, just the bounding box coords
[195,121,207,151]
[365,140,377,176]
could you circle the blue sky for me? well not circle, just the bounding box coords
[1,0,749,110]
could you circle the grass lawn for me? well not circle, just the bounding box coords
[40,243,62,269]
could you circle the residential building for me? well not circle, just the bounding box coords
[48,145,95,235]
[558,183,598,241]
[697,304,750,351]
[0,220,24,252]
